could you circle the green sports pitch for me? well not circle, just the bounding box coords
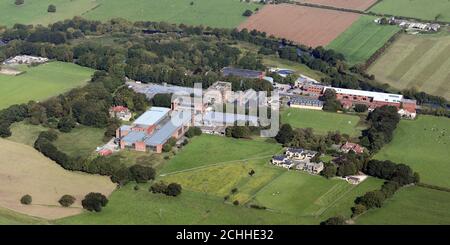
[0,61,94,109]
[281,108,366,137]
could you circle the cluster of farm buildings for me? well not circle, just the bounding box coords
[374,17,441,32]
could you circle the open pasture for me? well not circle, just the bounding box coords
[0,138,115,220]
[0,0,97,27]
[375,116,450,188]
[161,134,282,174]
[295,0,378,11]
[357,186,450,224]
[83,0,259,28]
[368,0,450,22]
[238,4,360,47]
[327,15,400,65]
[161,159,283,204]
[368,34,450,99]
[0,62,94,110]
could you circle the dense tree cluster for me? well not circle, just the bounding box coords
[81,192,108,212]
[275,125,346,153]
[321,89,342,112]
[150,181,182,197]
[360,106,400,152]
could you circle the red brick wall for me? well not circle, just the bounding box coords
[134,141,147,152]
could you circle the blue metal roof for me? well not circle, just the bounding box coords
[133,107,170,126]
[145,110,192,146]
[122,131,147,144]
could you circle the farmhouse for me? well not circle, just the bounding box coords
[116,107,192,153]
[109,106,132,121]
[221,67,265,79]
[340,141,364,154]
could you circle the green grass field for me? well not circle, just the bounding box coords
[54,126,106,158]
[369,0,450,22]
[84,0,259,28]
[368,33,450,100]
[327,15,399,65]
[375,116,450,188]
[0,62,94,109]
[7,122,47,146]
[356,186,450,224]
[161,135,282,174]
[281,108,365,137]
[162,159,284,203]
[253,173,383,217]
[55,184,318,225]
[0,0,258,28]
[0,0,97,27]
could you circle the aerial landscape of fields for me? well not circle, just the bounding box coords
[0,0,450,235]
[0,0,259,28]
[295,0,378,11]
[368,33,450,99]
[327,15,400,65]
[0,62,94,109]
[375,116,450,188]
[0,138,115,219]
[368,0,450,22]
[239,4,360,47]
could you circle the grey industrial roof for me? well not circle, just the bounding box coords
[222,67,263,79]
[145,110,192,146]
[122,131,146,144]
[134,107,170,126]
[290,96,323,106]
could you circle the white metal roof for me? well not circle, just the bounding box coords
[133,107,170,126]
[324,87,403,103]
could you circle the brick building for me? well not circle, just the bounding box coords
[116,107,192,153]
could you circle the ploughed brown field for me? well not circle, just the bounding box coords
[239,4,360,47]
[295,0,378,11]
